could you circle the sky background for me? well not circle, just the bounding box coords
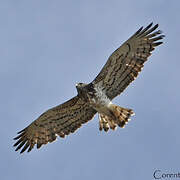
[1,1,180,180]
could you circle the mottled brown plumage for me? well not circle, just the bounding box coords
[14,23,164,153]
[14,96,96,153]
[93,23,164,99]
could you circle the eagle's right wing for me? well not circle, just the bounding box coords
[14,96,96,153]
[93,23,164,100]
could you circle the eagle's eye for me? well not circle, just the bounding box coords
[76,83,84,87]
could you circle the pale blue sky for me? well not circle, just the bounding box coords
[1,1,180,180]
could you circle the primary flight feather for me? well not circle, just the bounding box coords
[14,23,164,153]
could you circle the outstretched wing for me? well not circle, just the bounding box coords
[14,96,96,153]
[92,23,164,100]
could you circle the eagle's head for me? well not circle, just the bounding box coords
[76,83,95,99]
[76,83,87,89]
[76,83,87,96]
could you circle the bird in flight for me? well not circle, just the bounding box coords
[14,23,164,153]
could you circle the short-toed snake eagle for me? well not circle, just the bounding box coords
[14,23,164,153]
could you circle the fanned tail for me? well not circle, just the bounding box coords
[99,105,134,132]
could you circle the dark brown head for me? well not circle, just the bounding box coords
[76,83,88,97]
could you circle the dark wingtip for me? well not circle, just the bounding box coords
[27,146,33,153]
[147,22,153,29]
[139,23,161,38]
[13,138,22,147]
[15,140,26,151]
[158,35,165,40]
[137,22,154,36]
[153,24,159,31]
[135,26,143,35]
[14,136,19,140]
[17,128,26,134]
[15,146,21,151]
[13,132,25,140]
[153,42,163,46]
[19,142,30,154]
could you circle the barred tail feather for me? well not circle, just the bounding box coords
[99,105,134,132]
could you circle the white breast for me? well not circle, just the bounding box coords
[89,84,112,114]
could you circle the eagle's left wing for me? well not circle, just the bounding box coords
[92,23,164,100]
[14,96,96,153]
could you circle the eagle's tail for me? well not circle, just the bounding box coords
[99,104,134,132]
